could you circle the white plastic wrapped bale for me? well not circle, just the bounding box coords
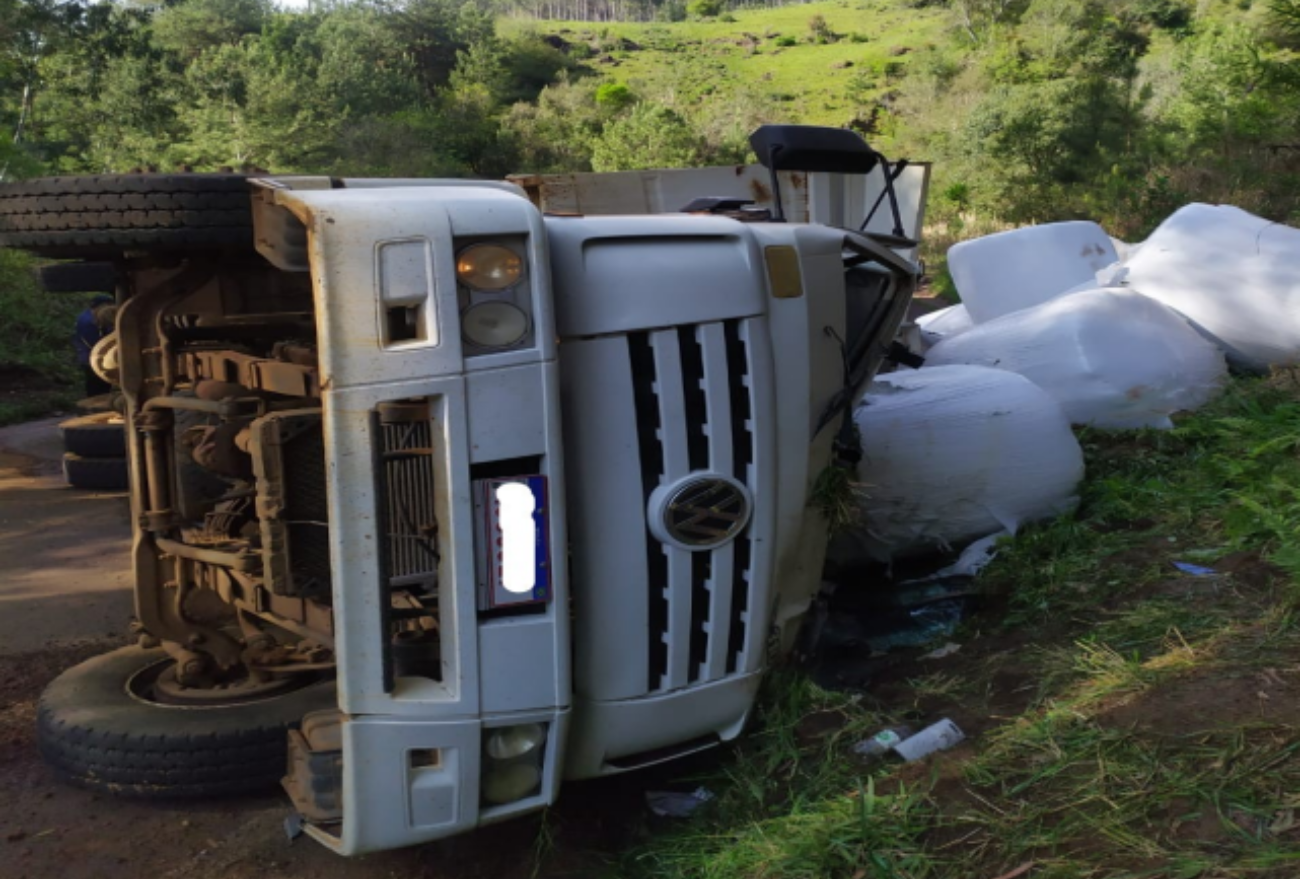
[914,304,974,350]
[925,288,1227,429]
[948,221,1118,323]
[1125,203,1300,371]
[841,365,1084,562]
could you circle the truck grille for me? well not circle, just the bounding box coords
[376,417,440,591]
[628,319,757,692]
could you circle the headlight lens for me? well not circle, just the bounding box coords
[485,723,545,760]
[482,723,548,806]
[482,763,541,805]
[462,301,529,349]
[457,244,523,291]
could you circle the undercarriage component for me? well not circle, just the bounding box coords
[179,346,320,398]
[284,711,345,822]
[37,260,118,293]
[250,409,330,598]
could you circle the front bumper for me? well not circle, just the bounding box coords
[297,709,570,855]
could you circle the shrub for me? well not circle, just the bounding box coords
[687,0,723,17]
[808,14,837,43]
[595,82,636,109]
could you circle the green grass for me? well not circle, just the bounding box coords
[618,375,1300,879]
[507,0,951,131]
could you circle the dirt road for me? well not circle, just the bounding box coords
[0,419,645,879]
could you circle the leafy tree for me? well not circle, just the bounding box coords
[1157,25,1295,160]
[313,5,423,114]
[3,0,90,146]
[686,0,721,18]
[500,76,606,172]
[388,0,495,99]
[152,0,270,60]
[590,102,704,171]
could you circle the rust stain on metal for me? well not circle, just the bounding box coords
[749,179,772,203]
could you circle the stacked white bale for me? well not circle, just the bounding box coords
[841,365,1085,562]
[925,288,1226,429]
[1125,203,1300,371]
[947,221,1118,323]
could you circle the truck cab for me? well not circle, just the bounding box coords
[11,125,920,855]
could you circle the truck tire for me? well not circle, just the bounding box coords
[37,645,337,798]
[0,174,254,259]
[61,453,128,491]
[37,261,118,293]
[59,412,127,458]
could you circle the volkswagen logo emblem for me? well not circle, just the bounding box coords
[649,475,752,550]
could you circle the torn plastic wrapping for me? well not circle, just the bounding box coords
[914,304,974,350]
[925,288,1227,429]
[837,366,1084,562]
[1125,203,1300,371]
[947,221,1119,323]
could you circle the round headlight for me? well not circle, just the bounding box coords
[482,762,541,805]
[485,723,545,761]
[457,244,523,291]
[463,301,529,349]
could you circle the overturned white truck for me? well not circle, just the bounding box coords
[0,126,923,855]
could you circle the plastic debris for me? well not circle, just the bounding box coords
[893,719,966,762]
[283,814,305,841]
[838,366,1083,561]
[925,288,1227,429]
[1126,204,1300,371]
[899,533,1006,585]
[921,642,961,660]
[914,303,974,350]
[1173,561,1217,577]
[853,726,914,759]
[646,787,715,818]
[948,221,1118,323]
[865,600,967,652]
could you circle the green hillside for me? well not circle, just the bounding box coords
[505,0,952,131]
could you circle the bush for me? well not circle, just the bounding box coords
[775,35,797,47]
[808,14,837,43]
[687,0,723,17]
[590,103,704,171]
[1131,0,1193,29]
[595,82,636,109]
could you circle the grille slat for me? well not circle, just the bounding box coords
[724,321,755,675]
[379,419,439,589]
[629,333,669,691]
[650,329,691,478]
[698,322,734,477]
[664,546,694,689]
[703,541,735,680]
[630,319,757,693]
[652,328,697,691]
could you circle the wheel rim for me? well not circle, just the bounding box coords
[127,659,319,708]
